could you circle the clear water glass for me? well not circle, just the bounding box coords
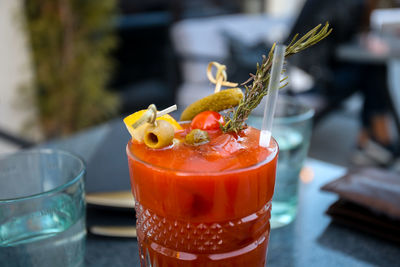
[0,149,86,267]
[248,96,314,228]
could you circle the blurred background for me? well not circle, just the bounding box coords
[1,0,400,169]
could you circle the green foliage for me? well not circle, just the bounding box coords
[24,0,118,137]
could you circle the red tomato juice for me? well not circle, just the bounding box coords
[127,126,278,267]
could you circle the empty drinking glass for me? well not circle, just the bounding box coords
[0,149,86,267]
[248,96,314,228]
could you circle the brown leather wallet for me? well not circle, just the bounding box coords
[321,167,400,220]
[321,167,400,243]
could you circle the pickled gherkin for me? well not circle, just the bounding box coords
[180,88,243,121]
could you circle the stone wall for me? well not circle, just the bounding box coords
[0,0,39,152]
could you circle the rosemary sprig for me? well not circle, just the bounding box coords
[222,22,332,133]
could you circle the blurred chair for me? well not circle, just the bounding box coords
[170,14,292,109]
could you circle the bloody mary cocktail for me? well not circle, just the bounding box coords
[127,125,278,267]
[125,22,331,266]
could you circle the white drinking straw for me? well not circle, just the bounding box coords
[259,44,286,148]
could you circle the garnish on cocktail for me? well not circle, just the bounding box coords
[124,22,332,149]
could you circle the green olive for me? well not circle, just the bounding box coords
[185,129,209,145]
[143,120,175,149]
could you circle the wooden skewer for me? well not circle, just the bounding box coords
[90,226,137,238]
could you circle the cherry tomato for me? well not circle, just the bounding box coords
[191,111,224,130]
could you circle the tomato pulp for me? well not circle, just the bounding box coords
[127,126,278,267]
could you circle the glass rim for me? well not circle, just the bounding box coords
[273,96,315,124]
[126,137,278,175]
[0,149,86,203]
[274,107,315,124]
